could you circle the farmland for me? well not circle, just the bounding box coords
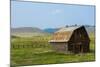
[11,33,95,67]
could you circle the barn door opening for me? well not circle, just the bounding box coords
[74,44,83,53]
[68,43,74,52]
[78,45,83,53]
[74,45,79,53]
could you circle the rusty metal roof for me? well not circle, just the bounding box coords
[49,26,83,42]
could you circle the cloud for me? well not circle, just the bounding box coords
[51,9,62,15]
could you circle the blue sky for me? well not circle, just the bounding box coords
[11,1,95,29]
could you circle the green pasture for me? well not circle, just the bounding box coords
[11,34,95,66]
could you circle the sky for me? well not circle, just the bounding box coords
[11,1,95,29]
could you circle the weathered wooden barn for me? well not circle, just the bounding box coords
[49,26,90,53]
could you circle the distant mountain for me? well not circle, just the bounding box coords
[44,28,59,33]
[11,27,51,37]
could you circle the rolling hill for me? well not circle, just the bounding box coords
[11,27,51,37]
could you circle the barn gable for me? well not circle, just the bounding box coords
[69,26,90,42]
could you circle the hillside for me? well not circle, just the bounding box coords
[44,28,59,33]
[11,27,51,37]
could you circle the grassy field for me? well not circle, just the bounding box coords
[11,34,95,67]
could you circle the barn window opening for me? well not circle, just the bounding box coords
[79,34,82,38]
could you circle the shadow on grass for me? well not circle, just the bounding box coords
[89,49,95,53]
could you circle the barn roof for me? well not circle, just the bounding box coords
[56,26,81,32]
[49,26,83,42]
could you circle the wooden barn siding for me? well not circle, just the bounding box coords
[50,42,68,53]
[50,42,89,53]
[67,41,90,53]
[67,27,90,53]
[70,28,89,42]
